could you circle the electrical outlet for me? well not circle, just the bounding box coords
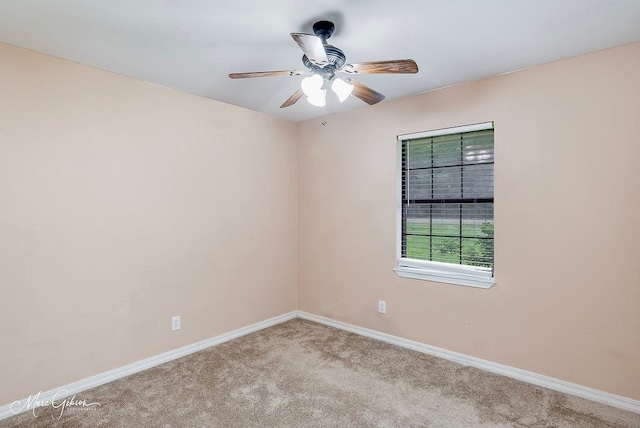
[171,316,181,331]
[378,300,387,314]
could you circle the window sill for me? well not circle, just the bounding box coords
[393,262,495,289]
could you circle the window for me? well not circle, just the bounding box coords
[394,122,495,288]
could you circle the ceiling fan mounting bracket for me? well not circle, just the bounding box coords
[312,21,335,40]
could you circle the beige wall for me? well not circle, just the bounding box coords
[298,42,640,400]
[0,43,298,405]
[1,39,639,407]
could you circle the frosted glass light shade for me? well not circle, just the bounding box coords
[307,89,326,107]
[331,78,354,102]
[301,74,324,96]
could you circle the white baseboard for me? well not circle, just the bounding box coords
[297,311,640,414]
[0,311,297,421]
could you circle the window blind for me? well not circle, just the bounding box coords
[401,127,494,269]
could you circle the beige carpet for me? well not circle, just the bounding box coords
[1,319,639,427]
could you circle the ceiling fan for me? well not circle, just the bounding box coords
[229,20,418,108]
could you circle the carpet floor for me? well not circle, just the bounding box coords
[1,318,639,427]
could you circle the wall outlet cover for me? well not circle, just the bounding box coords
[172,316,181,331]
[378,300,387,314]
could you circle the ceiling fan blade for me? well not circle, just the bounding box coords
[350,79,386,105]
[343,59,418,75]
[290,33,329,66]
[229,70,299,79]
[280,88,304,108]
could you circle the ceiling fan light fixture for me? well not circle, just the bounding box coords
[331,78,354,102]
[301,74,324,96]
[229,20,418,109]
[307,89,327,107]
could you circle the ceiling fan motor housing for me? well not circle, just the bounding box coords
[302,44,346,78]
[301,20,345,80]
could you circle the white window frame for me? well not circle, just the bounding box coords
[394,122,495,289]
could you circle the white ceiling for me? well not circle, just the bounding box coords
[1,0,640,122]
